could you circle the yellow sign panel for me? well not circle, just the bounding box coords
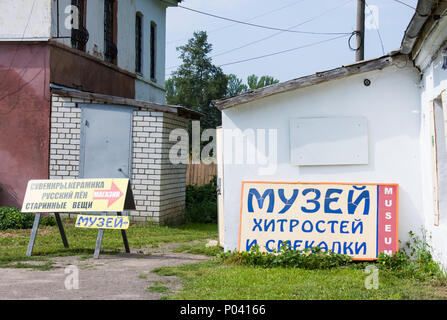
[75,215,129,229]
[21,179,134,213]
[239,181,399,260]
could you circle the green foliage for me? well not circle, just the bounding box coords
[219,244,351,270]
[40,215,57,227]
[166,31,228,129]
[377,230,446,280]
[185,177,217,223]
[166,31,281,129]
[0,207,34,231]
[225,73,280,98]
[246,74,280,90]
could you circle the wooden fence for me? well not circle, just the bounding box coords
[186,163,217,186]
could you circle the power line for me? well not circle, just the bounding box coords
[218,34,350,67]
[390,0,417,10]
[365,1,385,55]
[166,0,355,72]
[210,0,355,59]
[177,4,352,36]
[167,0,308,45]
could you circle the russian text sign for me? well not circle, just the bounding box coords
[21,178,135,213]
[75,215,130,229]
[238,181,398,260]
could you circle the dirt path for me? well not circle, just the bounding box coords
[0,244,210,300]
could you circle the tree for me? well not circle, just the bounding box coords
[225,74,280,97]
[246,74,280,90]
[166,31,228,129]
[225,74,248,98]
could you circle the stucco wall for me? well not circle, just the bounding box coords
[416,15,447,268]
[221,64,423,253]
[52,0,166,103]
[0,0,52,40]
[0,43,51,207]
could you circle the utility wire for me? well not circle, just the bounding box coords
[390,0,417,10]
[177,4,352,35]
[365,1,385,55]
[167,0,308,45]
[218,34,350,67]
[166,0,354,72]
[210,0,354,59]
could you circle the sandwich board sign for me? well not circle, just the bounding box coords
[238,181,398,260]
[21,178,135,258]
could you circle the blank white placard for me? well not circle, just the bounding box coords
[289,117,368,166]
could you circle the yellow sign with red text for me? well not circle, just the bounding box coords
[21,179,134,213]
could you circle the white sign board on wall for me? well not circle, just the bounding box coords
[290,117,369,166]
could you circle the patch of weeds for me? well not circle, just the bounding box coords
[138,274,148,279]
[152,267,178,277]
[1,261,54,271]
[173,242,223,256]
[377,230,447,282]
[147,285,170,293]
[219,244,351,270]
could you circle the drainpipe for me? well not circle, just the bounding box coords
[400,0,434,55]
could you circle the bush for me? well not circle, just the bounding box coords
[0,207,34,230]
[40,215,57,227]
[219,244,351,270]
[185,177,217,223]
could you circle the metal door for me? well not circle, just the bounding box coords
[79,104,133,179]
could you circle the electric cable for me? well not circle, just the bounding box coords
[217,33,350,67]
[167,0,308,45]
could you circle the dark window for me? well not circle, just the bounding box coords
[104,0,117,64]
[135,13,143,74]
[71,0,89,51]
[150,22,156,80]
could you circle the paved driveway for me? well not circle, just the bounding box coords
[0,246,209,300]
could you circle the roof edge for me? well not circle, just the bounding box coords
[214,53,407,111]
[50,84,201,120]
[400,0,435,55]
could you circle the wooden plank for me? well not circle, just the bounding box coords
[430,100,440,226]
[186,163,217,186]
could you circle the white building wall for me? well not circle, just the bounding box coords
[221,64,423,254]
[135,0,168,103]
[415,15,447,268]
[0,0,52,40]
[51,0,168,103]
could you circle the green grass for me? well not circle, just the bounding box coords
[147,285,170,293]
[153,260,447,300]
[0,219,218,266]
[173,241,223,256]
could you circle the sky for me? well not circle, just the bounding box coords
[165,0,418,83]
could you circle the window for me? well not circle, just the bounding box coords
[135,13,143,74]
[71,0,88,51]
[150,21,156,80]
[104,0,117,64]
